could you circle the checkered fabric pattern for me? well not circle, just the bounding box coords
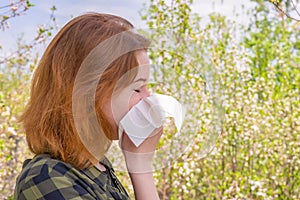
[14,154,130,200]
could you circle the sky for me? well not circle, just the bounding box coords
[0,0,258,55]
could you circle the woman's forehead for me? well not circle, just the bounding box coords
[134,51,150,82]
[135,50,150,65]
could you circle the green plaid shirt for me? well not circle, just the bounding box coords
[14,154,130,200]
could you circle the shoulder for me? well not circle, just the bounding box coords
[16,154,78,185]
[14,154,101,200]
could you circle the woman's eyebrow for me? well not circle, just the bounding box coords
[134,78,147,83]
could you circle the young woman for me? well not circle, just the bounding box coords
[14,13,161,200]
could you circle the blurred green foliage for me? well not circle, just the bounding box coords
[127,0,300,199]
[1,0,300,199]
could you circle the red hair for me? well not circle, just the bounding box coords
[19,13,150,169]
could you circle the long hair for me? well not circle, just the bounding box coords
[19,13,150,169]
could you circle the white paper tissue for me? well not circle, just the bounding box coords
[118,93,185,147]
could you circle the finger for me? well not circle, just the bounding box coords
[148,126,163,138]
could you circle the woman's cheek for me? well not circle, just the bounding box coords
[111,92,138,123]
[128,93,141,110]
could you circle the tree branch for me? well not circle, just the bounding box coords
[270,0,300,21]
[0,0,34,30]
[291,0,300,17]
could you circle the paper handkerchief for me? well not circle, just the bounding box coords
[118,93,185,147]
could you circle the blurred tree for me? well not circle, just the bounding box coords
[0,3,56,198]
[136,0,300,199]
[0,0,34,30]
[268,0,300,21]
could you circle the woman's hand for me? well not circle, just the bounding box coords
[121,126,163,152]
[120,127,163,200]
[120,127,163,173]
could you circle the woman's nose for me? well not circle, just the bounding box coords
[141,87,150,100]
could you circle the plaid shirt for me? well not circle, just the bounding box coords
[14,154,130,200]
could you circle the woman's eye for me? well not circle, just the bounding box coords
[134,89,141,93]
